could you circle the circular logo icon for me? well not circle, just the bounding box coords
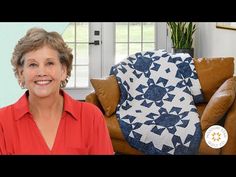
[205,125,228,149]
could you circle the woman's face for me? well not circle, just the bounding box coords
[19,45,67,98]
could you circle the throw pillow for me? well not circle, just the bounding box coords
[90,75,120,117]
[201,77,236,131]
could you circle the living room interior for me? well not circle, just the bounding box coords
[0,22,236,155]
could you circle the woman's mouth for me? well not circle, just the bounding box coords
[34,80,52,85]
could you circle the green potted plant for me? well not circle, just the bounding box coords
[167,22,196,57]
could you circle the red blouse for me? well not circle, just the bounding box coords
[0,90,114,155]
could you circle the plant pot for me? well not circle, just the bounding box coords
[172,48,194,58]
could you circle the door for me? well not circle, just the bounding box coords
[62,22,168,100]
[62,22,102,100]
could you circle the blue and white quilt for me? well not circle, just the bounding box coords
[110,49,204,155]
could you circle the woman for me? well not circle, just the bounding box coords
[0,27,114,155]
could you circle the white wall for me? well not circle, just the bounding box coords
[195,22,236,74]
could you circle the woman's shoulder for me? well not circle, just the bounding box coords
[78,101,102,113]
[63,92,103,120]
[78,101,105,125]
[0,104,13,114]
[63,91,100,112]
[0,104,13,121]
[74,101,103,119]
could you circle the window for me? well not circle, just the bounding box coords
[115,22,156,63]
[62,22,89,88]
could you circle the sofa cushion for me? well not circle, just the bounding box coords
[90,75,120,117]
[194,57,234,102]
[200,77,236,131]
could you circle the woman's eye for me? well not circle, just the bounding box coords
[29,63,37,67]
[47,62,54,66]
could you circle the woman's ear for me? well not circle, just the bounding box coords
[61,64,67,81]
[17,67,25,89]
[18,67,24,82]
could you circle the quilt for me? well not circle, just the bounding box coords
[110,49,204,155]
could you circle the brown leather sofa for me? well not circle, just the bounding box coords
[86,57,236,155]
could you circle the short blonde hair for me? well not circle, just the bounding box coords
[11,27,73,88]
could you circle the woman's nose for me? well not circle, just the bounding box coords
[36,65,47,76]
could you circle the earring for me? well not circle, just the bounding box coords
[19,81,25,89]
[60,80,63,88]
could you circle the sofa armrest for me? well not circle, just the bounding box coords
[85,92,104,112]
[221,94,236,154]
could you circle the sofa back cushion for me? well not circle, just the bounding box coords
[194,57,234,102]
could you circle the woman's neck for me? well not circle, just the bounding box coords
[28,91,64,120]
